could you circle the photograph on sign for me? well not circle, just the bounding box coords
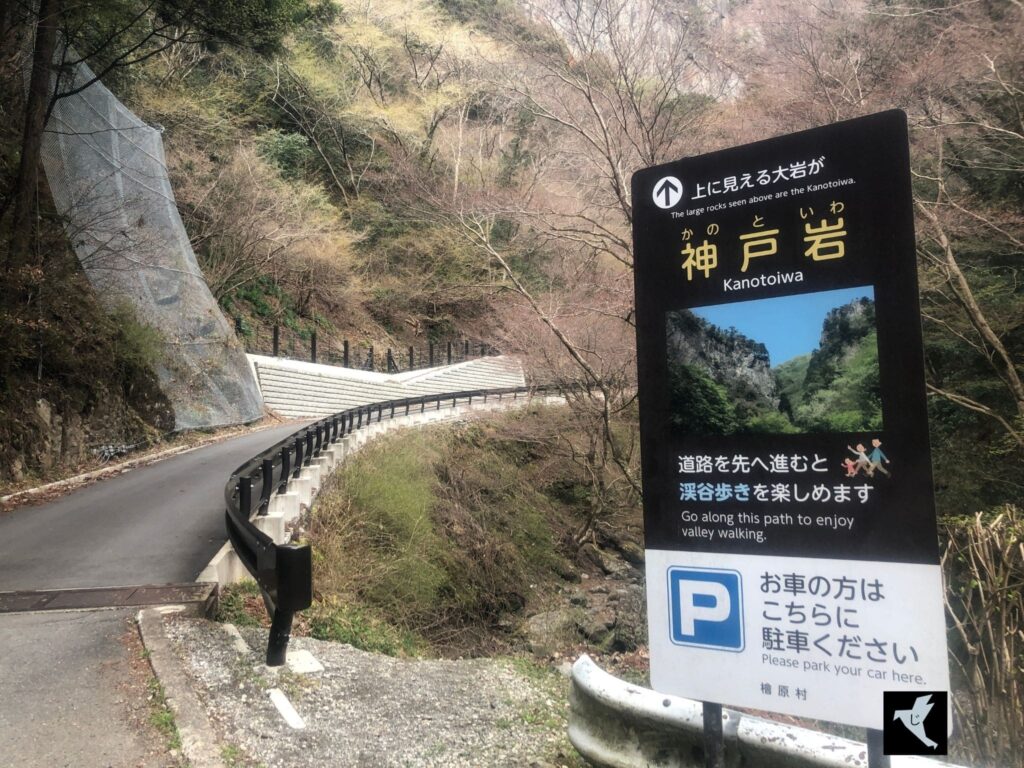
[666,286,881,437]
[631,110,950,732]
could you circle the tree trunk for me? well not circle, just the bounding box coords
[8,0,60,272]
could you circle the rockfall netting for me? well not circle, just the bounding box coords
[39,47,263,429]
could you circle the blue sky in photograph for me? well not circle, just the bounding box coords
[690,286,874,366]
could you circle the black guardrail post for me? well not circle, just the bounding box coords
[464,339,470,358]
[343,340,349,368]
[259,458,273,515]
[265,544,312,666]
[429,342,434,368]
[311,332,317,364]
[293,436,303,477]
[279,446,290,493]
[238,476,252,517]
[408,346,414,370]
[447,341,452,365]
[272,325,279,357]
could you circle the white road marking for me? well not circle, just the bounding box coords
[269,688,306,729]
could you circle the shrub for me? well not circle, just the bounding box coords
[940,507,1023,766]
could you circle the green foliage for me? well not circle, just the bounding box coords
[667,299,883,436]
[256,129,314,180]
[145,677,181,751]
[107,303,165,375]
[215,580,264,627]
[186,0,306,54]
[668,362,738,436]
[921,258,1023,516]
[743,410,801,434]
[788,329,883,433]
[308,420,579,653]
[306,598,422,656]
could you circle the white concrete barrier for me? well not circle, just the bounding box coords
[250,354,526,418]
[569,655,963,768]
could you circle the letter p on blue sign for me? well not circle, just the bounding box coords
[668,567,744,651]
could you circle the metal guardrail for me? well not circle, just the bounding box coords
[224,383,564,666]
[569,655,963,768]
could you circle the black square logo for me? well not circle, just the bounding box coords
[883,691,948,755]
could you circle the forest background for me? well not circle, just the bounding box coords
[0,0,1020,765]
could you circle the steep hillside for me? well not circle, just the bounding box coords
[665,309,783,435]
[129,0,517,361]
[781,298,882,433]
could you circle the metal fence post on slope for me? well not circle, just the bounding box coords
[447,341,452,365]
[408,346,414,370]
[238,476,252,521]
[311,332,317,364]
[464,339,470,359]
[342,339,349,368]
[272,325,279,357]
[367,345,374,371]
[429,342,434,368]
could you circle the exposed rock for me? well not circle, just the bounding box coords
[666,309,779,408]
[617,540,645,566]
[524,609,582,657]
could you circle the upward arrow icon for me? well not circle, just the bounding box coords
[652,176,683,209]
[656,178,678,204]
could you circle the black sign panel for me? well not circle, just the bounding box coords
[632,110,939,565]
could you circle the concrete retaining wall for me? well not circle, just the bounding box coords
[249,354,526,418]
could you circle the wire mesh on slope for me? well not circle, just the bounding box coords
[38,45,263,429]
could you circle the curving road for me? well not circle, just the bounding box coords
[0,422,305,592]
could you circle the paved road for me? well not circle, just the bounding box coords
[0,422,305,591]
[0,422,308,767]
[0,609,174,768]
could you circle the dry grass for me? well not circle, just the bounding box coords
[941,506,1023,767]
[305,413,591,656]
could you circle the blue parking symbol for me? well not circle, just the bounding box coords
[668,567,744,651]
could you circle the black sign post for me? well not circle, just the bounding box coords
[631,111,950,759]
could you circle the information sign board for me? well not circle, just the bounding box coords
[631,110,949,729]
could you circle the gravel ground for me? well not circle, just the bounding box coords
[164,618,581,768]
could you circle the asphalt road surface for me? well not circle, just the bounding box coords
[0,422,305,592]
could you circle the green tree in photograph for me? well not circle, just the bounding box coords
[668,362,738,436]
